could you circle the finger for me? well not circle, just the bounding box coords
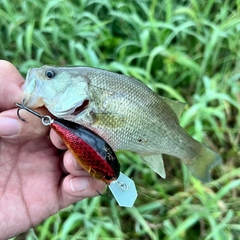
[63,151,90,176]
[49,129,67,150]
[59,150,69,175]
[0,107,51,139]
[0,60,25,111]
[58,174,106,208]
[62,174,106,199]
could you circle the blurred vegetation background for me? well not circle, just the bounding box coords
[1,0,240,239]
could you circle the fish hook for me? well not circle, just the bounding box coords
[15,100,53,126]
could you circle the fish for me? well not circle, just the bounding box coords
[22,65,222,182]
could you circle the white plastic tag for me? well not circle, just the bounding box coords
[108,172,138,207]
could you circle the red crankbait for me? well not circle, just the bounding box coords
[15,102,120,185]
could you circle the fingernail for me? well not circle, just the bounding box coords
[0,118,20,137]
[70,177,89,192]
[73,158,81,170]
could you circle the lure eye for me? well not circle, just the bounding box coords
[45,69,56,79]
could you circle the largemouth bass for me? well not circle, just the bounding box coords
[22,66,222,182]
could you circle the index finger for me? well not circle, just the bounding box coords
[0,60,25,111]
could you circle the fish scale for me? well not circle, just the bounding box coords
[22,65,222,182]
[88,80,180,153]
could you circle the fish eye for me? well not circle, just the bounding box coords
[45,69,56,79]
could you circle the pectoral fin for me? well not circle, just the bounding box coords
[141,154,166,179]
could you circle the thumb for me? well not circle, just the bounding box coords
[0,107,51,140]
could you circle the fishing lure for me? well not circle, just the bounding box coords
[15,102,120,185]
[15,102,137,207]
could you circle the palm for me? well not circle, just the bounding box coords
[0,133,64,235]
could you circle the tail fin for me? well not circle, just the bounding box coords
[186,145,222,182]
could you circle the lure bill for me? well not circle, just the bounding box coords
[109,172,137,207]
[15,102,137,207]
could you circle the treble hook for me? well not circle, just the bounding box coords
[15,100,53,126]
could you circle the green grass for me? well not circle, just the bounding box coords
[1,0,240,239]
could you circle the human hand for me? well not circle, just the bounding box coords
[0,61,105,239]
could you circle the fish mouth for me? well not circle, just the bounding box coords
[23,94,90,118]
[23,94,45,108]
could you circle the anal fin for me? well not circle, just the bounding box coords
[140,154,166,179]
